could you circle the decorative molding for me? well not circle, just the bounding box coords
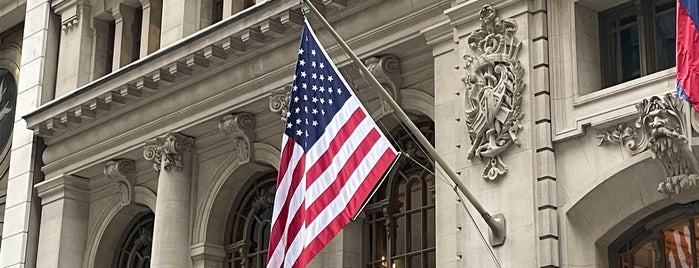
[364,54,402,119]
[104,159,136,206]
[35,175,89,205]
[219,113,256,164]
[598,93,699,194]
[143,132,195,173]
[462,5,525,181]
[269,87,291,121]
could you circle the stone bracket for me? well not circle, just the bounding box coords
[104,159,136,206]
[219,113,256,165]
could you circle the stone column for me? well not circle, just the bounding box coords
[53,0,93,97]
[34,175,90,268]
[112,4,139,70]
[140,0,162,57]
[160,0,197,46]
[144,132,195,267]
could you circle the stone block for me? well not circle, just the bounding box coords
[530,38,549,67]
[3,201,30,236]
[538,207,559,238]
[533,93,551,123]
[534,122,553,151]
[537,178,557,209]
[21,29,48,63]
[17,57,44,95]
[6,172,33,208]
[8,143,33,178]
[538,236,560,268]
[0,232,28,267]
[23,2,49,36]
[529,11,548,40]
[535,149,556,179]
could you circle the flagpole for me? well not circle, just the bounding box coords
[301,0,506,247]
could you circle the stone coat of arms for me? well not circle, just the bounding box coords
[462,5,525,181]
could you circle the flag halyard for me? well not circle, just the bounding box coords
[267,19,398,268]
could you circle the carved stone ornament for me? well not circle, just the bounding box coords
[219,113,255,164]
[598,93,699,194]
[269,87,291,121]
[364,55,402,118]
[462,5,525,181]
[143,132,194,173]
[104,159,136,206]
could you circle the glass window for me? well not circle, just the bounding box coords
[365,119,436,268]
[115,212,154,268]
[225,172,277,268]
[610,202,699,268]
[598,0,676,88]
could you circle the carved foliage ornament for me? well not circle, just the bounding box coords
[219,113,256,164]
[462,5,525,181]
[104,159,136,206]
[143,132,194,173]
[598,93,699,194]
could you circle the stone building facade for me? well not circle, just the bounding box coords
[0,0,692,267]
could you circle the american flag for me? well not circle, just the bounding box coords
[666,225,693,268]
[266,20,398,268]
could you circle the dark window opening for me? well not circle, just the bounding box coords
[115,212,154,268]
[599,0,676,88]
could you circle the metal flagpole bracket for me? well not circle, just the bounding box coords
[487,213,506,246]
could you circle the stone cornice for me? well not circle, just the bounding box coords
[26,0,318,141]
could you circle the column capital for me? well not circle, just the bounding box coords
[104,159,136,206]
[143,132,194,173]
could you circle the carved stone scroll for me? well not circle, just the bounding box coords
[462,5,525,181]
[143,132,195,173]
[104,159,136,206]
[219,113,255,164]
[269,87,291,122]
[365,55,402,118]
[598,93,699,194]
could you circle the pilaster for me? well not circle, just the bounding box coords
[160,0,198,47]
[112,4,139,70]
[144,132,195,268]
[140,0,163,57]
[34,175,90,268]
[53,0,94,98]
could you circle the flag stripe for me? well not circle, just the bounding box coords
[296,149,397,267]
[305,115,378,202]
[305,107,366,185]
[305,128,382,223]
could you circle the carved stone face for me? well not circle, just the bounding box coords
[641,97,685,154]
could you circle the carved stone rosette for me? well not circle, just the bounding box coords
[598,93,699,194]
[219,113,255,164]
[365,55,402,118]
[143,132,194,173]
[269,87,291,122]
[104,159,136,206]
[462,5,525,181]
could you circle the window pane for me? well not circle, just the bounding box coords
[665,221,694,268]
[620,25,641,82]
[426,208,435,248]
[410,212,422,251]
[631,241,654,268]
[409,255,421,268]
[395,215,407,254]
[409,180,422,210]
[654,3,676,71]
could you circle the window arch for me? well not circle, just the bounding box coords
[609,202,699,268]
[364,119,436,268]
[224,172,277,268]
[114,212,154,268]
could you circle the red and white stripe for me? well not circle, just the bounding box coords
[667,225,693,268]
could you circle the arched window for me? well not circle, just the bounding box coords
[115,212,154,268]
[364,119,436,268]
[225,172,277,268]
[610,202,699,268]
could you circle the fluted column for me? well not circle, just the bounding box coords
[144,132,195,267]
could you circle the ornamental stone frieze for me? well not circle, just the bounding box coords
[598,93,699,194]
[462,5,525,181]
[219,113,256,164]
[364,55,402,118]
[143,132,195,173]
[104,159,136,206]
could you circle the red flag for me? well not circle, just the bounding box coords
[266,19,398,268]
[676,0,699,109]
